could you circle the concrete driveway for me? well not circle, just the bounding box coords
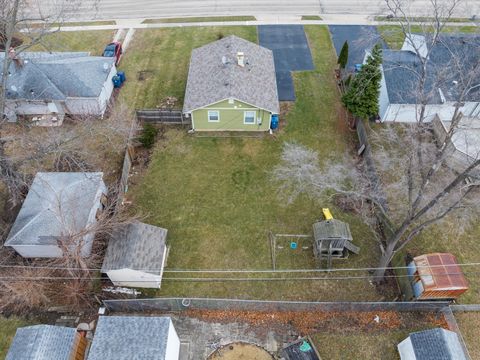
[329,25,387,71]
[258,25,314,101]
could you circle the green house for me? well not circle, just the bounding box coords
[183,35,279,132]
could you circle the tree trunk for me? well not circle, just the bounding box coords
[373,241,396,283]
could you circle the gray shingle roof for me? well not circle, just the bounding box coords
[6,325,76,360]
[87,316,172,360]
[383,34,480,104]
[101,221,167,274]
[5,172,105,247]
[0,51,115,101]
[409,328,467,360]
[183,35,279,114]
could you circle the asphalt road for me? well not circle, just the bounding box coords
[29,0,479,20]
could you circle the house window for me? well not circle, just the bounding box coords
[244,111,256,124]
[208,110,219,122]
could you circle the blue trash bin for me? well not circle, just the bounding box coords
[271,114,279,130]
[117,71,126,83]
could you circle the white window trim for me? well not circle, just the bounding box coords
[208,110,220,122]
[244,110,256,125]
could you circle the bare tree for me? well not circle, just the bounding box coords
[0,177,139,312]
[0,0,97,207]
[274,0,480,282]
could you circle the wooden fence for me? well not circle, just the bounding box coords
[136,109,190,125]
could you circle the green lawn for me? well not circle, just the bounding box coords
[0,317,36,359]
[143,16,256,24]
[125,26,391,301]
[24,30,115,54]
[378,25,479,49]
[302,15,322,20]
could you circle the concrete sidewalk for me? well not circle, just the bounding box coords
[47,14,478,32]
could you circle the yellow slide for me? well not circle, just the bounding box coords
[322,208,333,220]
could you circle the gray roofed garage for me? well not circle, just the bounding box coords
[87,316,174,360]
[6,325,77,360]
[102,221,167,275]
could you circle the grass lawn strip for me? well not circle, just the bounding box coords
[143,16,256,24]
[455,311,480,359]
[125,25,389,301]
[378,25,479,49]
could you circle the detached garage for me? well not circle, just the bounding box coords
[102,221,168,288]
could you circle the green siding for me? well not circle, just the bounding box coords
[191,99,272,131]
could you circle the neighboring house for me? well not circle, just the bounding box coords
[376,34,480,122]
[432,114,480,178]
[6,325,87,360]
[87,316,180,360]
[183,35,279,132]
[1,51,117,124]
[4,172,107,258]
[397,328,467,360]
[102,221,168,288]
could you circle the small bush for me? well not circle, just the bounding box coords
[139,124,158,148]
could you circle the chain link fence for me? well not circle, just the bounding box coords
[103,297,450,313]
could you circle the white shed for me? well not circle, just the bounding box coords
[4,172,107,258]
[101,221,168,288]
[87,316,180,360]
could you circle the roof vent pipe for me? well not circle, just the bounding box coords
[237,52,245,67]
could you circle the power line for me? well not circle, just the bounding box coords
[1,261,480,274]
[0,270,475,283]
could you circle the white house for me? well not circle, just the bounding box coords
[376,34,480,122]
[4,172,107,258]
[398,328,467,360]
[87,316,180,360]
[1,51,117,124]
[101,221,168,288]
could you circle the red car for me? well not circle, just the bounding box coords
[102,41,122,66]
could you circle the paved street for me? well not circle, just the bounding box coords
[29,0,479,21]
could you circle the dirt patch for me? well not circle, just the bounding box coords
[279,102,294,131]
[208,342,274,360]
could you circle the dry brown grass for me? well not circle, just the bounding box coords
[455,311,480,359]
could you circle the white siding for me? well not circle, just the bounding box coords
[397,338,416,360]
[378,66,390,120]
[382,102,480,123]
[97,64,116,114]
[106,268,162,289]
[165,320,180,360]
[11,245,63,258]
[65,98,102,116]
